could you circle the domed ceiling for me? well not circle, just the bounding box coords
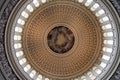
[0,0,119,80]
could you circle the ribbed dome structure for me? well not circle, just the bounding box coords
[2,0,119,80]
[22,1,102,79]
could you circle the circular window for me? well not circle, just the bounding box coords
[5,0,119,80]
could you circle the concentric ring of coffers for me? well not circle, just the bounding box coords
[12,0,117,80]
